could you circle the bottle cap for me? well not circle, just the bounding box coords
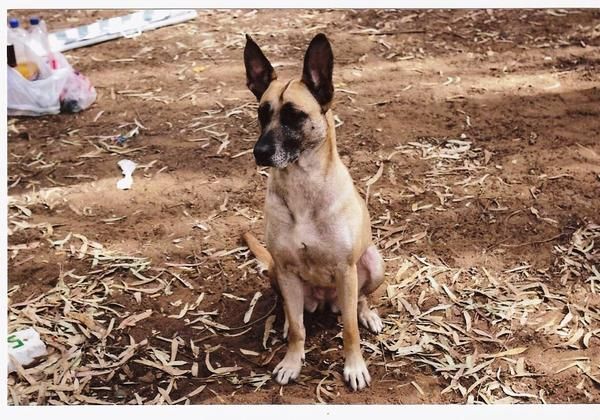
[29,17,40,25]
[9,18,19,28]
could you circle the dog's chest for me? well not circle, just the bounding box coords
[267,206,351,287]
[277,223,342,286]
[265,166,359,286]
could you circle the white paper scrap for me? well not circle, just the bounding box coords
[117,159,137,190]
[8,328,48,373]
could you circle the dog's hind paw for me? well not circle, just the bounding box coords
[330,301,340,314]
[359,307,383,334]
[273,355,302,385]
[343,357,371,391]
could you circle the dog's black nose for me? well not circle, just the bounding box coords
[253,132,275,166]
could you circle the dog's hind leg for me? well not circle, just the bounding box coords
[356,245,385,334]
[358,245,385,295]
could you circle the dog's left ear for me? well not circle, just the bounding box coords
[302,33,334,111]
[244,34,277,101]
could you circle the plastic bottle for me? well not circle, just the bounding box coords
[7,19,28,63]
[29,16,58,69]
[7,18,39,80]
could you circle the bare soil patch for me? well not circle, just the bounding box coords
[7,9,600,404]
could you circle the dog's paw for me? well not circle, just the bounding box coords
[343,357,371,391]
[359,307,383,334]
[304,298,319,313]
[273,354,303,385]
[330,301,340,314]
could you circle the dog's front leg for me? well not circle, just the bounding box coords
[336,264,371,391]
[273,271,305,385]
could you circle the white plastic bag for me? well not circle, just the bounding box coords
[60,69,97,113]
[8,44,96,116]
[8,66,70,116]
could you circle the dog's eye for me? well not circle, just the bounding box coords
[258,102,272,128]
[280,103,307,130]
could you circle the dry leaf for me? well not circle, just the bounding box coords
[263,315,276,349]
[205,352,242,375]
[244,291,262,324]
[117,310,152,330]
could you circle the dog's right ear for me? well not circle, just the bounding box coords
[302,33,334,111]
[244,35,277,101]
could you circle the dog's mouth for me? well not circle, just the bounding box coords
[253,148,299,169]
[254,154,274,167]
[255,157,292,169]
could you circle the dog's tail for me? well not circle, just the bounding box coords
[242,232,273,272]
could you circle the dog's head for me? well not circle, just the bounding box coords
[244,33,334,168]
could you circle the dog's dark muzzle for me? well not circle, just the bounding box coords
[253,131,276,166]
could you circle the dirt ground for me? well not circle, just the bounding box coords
[6,9,600,405]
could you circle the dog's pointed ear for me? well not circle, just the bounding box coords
[302,33,334,111]
[244,34,277,101]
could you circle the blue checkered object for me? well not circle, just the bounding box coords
[48,10,197,52]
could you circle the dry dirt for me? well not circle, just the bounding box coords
[6,9,600,405]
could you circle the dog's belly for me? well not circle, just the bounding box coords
[304,284,337,310]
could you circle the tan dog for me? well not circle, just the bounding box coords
[243,33,385,391]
